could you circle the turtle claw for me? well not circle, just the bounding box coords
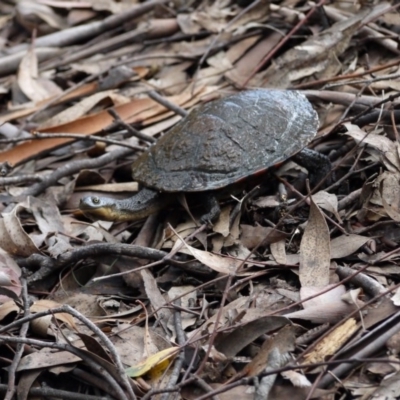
[200,195,220,227]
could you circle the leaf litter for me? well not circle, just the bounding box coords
[0,1,400,399]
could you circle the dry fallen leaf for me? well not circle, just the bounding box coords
[0,204,41,257]
[299,198,331,287]
[125,347,179,378]
[330,234,370,259]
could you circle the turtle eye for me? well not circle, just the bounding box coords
[92,196,100,204]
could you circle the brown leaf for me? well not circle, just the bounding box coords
[270,239,287,265]
[17,349,81,372]
[242,325,296,377]
[30,300,77,330]
[17,47,54,102]
[299,199,330,287]
[0,205,40,257]
[240,224,288,249]
[178,242,242,274]
[312,191,341,222]
[330,234,370,259]
[0,86,214,166]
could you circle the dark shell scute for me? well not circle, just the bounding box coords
[132,89,319,192]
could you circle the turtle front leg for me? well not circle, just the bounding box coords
[293,148,333,187]
[200,194,221,225]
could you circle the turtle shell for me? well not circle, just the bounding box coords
[132,89,319,192]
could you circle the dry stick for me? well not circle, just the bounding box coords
[7,0,169,54]
[21,243,168,284]
[337,188,362,211]
[325,72,400,90]
[92,223,207,283]
[71,368,120,398]
[4,279,30,400]
[324,3,400,55]
[194,272,235,377]
[0,305,136,400]
[190,375,220,400]
[303,90,400,109]
[20,146,135,198]
[0,133,144,150]
[293,58,400,90]
[192,358,400,400]
[0,335,128,400]
[0,174,43,186]
[60,306,136,400]
[0,383,109,400]
[44,24,158,69]
[242,0,327,88]
[336,265,386,298]
[160,299,186,400]
[339,83,369,123]
[283,179,347,235]
[107,109,156,143]
[304,284,400,399]
[147,90,188,118]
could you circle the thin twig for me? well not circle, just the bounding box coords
[108,108,156,143]
[4,279,30,400]
[20,146,135,198]
[0,132,144,150]
[147,90,188,117]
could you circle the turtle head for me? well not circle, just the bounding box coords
[79,195,120,221]
[79,188,166,222]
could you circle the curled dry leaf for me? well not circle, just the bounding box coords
[30,300,77,330]
[0,248,21,302]
[299,198,330,287]
[16,1,67,32]
[31,314,53,337]
[344,123,400,172]
[0,205,40,257]
[0,300,19,321]
[17,47,55,102]
[312,191,341,222]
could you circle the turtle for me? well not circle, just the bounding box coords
[79,89,331,223]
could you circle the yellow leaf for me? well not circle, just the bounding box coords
[125,347,179,378]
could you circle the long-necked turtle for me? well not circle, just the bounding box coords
[79,89,331,223]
